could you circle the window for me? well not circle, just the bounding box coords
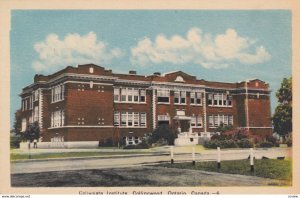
[140,89,146,102]
[114,88,120,102]
[114,87,146,103]
[115,112,146,127]
[121,88,127,102]
[208,93,233,107]
[224,115,228,126]
[29,96,33,110]
[33,90,39,101]
[33,106,39,122]
[134,89,139,102]
[190,117,196,127]
[127,88,133,102]
[127,112,133,126]
[214,115,219,127]
[174,91,186,104]
[114,112,120,126]
[174,91,180,104]
[209,114,233,128]
[180,91,186,104]
[51,84,64,103]
[134,112,139,126]
[196,116,202,127]
[140,113,146,127]
[208,94,213,105]
[213,94,218,106]
[228,95,233,106]
[218,94,222,106]
[121,112,127,126]
[157,89,170,103]
[190,92,202,105]
[21,118,27,132]
[51,109,65,127]
[190,92,195,104]
[209,115,214,128]
[229,115,233,126]
[22,100,25,111]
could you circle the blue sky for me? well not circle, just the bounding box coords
[10,10,291,128]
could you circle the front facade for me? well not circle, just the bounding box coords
[19,64,272,145]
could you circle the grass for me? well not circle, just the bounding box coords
[155,159,292,181]
[10,151,150,161]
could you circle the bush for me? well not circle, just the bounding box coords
[151,124,178,145]
[286,138,292,147]
[237,138,254,148]
[98,138,114,147]
[123,142,149,149]
[203,140,220,149]
[256,141,274,148]
[220,139,238,148]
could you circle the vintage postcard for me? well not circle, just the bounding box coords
[0,0,299,195]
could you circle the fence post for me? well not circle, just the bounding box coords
[192,147,196,166]
[217,147,221,169]
[250,148,254,172]
[170,146,174,164]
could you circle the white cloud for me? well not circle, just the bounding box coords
[130,28,271,69]
[32,32,124,72]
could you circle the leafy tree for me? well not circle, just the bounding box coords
[151,124,178,145]
[272,104,292,136]
[215,122,233,133]
[13,109,22,133]
[272,77,292,137]
[24,121,40,142]
[10,109,22,148]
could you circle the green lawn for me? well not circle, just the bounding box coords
[155,159,292,181]
[10,151,150,161]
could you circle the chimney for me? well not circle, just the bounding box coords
[153,72,161,76]
[129,70,137,75]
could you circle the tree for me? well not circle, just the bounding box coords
[10,109,22,148]
[272,77,292,137]
[24,121,40,142]
[151,124,178,145]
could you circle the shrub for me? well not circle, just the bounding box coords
[123,142,149,149]
[237,138,253,148]
[256,141,274,148]
[98,138,114,147]
[151,124,178,145]
[286,138,292,147]
[203,140,220,149]
[221,139,238,148]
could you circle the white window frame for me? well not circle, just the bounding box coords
[114,87,120,102]
[196,115,203,128]
[208,115,214,128]
[134,112,139,126]
[140,89,146,103]
[114,111,120,126]
[208,93,233,107]
[51,109,65,128]
[33,106,39,122]
[190,92,202,105]
[140,113,146,127]
[21,118,27,132]
[174,90,186,105]
[115,87,146,104]
[51,84,65,103]
[157,89,170,104]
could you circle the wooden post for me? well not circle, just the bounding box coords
[217,147,221,169]
[170,146,174,164]
[250,148,254,172]
[192,147,195,166]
